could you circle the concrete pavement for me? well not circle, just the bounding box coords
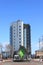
[0,61,43,65]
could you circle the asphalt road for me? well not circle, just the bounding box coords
[0,61,43,65]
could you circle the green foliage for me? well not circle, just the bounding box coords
[18,46,26,59]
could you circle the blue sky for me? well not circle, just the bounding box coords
[0,0,43,54]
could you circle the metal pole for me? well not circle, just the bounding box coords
[39,38,41,60]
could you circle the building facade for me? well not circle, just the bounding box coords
[23,24,31,55]
[10,20,23,57]
[35,50,43,58]
[10,20,31,57]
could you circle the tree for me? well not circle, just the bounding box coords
[0,44,3,54]
[5,44,11,58]
[18,45,28,59]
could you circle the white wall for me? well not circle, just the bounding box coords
[11,20,23,52]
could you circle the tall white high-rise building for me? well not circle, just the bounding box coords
[10,20,23,57]
[10,20,31,57]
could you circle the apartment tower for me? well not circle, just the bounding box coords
[10,20,31,57]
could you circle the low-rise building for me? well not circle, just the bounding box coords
[35,50,43,58]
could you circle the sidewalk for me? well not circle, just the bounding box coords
[2,58,12,62]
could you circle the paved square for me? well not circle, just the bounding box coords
[0,61,43,65]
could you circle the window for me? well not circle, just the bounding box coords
[19,29,21,30]
[19,32,21,34]
[19,26,21,27]
[19,41,21,43]
[19,38,21,40]
[14,39,15,40]
[14,36,15,37]
[14,48,15,49]
[14,26,15,28]
[14,30,15,31]
[14,33,15,34]
[19,35,21,37]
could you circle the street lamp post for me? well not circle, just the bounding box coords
[39,36,43,61]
